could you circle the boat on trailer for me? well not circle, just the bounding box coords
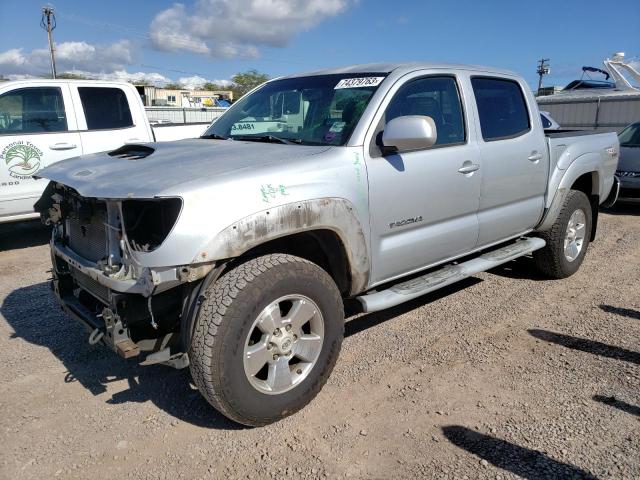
[537,52,640,132]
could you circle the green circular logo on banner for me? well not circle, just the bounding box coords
[5,144,41,176]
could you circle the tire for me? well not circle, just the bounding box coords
[189,254,344,426]
[533,190,592,279]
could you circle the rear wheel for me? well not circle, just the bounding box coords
[189,254,344,426]
[534,190,592,279]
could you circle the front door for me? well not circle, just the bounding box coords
[0,84,81,220]
[365,74,482,285]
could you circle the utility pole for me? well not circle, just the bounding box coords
[40,5,57,78]
[536,58,550,95]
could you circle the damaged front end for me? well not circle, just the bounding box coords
[36,182,216,368]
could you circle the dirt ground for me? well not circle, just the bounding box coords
[0,204,638,480]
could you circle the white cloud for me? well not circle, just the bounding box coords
[177,75,233,89]
[93,70,173,85]
[0,38,232,89]
[0,40,135,76]
[149,0,353,57]
[2,68,231,89]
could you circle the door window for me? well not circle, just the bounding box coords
[471,78,530,141]
[385,76,466,147]
[540,113,552,129]
[0,87,68,134]
[78,87,133,130]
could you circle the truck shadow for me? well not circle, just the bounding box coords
[442,425,599,479]
[0,220,50,251]
[487,255,547,281]
[344,277,482,337]
[600,202,640,217]
[0,281,243,430]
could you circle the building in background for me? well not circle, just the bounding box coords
[135,85,233,108]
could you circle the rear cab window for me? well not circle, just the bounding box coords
[471,77,530,141]
[0,87,68,134]
[78,87,133,130]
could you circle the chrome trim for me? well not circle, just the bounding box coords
[602,176,620,208]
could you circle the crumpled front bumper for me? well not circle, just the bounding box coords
[50,239,203,364]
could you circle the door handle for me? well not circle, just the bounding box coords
[49,142,77,151]
[125,138,142,144]
[458,163,480,174]
[528,153,543,162]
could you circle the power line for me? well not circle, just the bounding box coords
[40,5,57,78]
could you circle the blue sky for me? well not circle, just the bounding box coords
[0,0,638,89]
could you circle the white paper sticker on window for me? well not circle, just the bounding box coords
[334,77,385,89]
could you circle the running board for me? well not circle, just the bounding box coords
[357,237,546,313]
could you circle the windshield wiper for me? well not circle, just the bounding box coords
[233,134,302,145]
[201,133,228,140]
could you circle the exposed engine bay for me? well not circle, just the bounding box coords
[35,182,215,367]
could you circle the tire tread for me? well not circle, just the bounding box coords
[189,254,343,426]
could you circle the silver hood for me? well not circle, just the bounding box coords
[36,138,331,198]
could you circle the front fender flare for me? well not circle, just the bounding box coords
[198,198,370,295]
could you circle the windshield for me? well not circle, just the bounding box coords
[618,123,640,147]
[203,74,386,146]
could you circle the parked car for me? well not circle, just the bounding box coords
[0,79,208,223]
[616,121,640,200]
[540,110,560,130]
[35,62,620,426]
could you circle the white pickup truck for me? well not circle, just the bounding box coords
[0,79,208,223]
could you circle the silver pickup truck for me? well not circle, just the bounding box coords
[35,62,620,426]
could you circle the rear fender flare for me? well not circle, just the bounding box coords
[539,154,602,233]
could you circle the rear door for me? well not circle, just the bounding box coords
[0,83,81,220]
[70,84,152,155]
[470,76,548,247]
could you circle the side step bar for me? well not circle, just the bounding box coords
[357,237,546,313]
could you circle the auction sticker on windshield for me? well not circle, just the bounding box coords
[335,77,384,89]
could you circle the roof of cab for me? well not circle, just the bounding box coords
[281,62,519,79]
[0,78,134,87]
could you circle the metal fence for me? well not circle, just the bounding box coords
[537,95,640,132]
[145,107,228,125]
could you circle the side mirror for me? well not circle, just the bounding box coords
[381,115,437,153]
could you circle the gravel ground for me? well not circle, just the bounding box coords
[0,205,638,480]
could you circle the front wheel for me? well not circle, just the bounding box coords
[189,254,344,426]
[533,190,592,279]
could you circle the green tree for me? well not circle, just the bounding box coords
[231,69,269,99]
[163,82,184,90]
[203,82,224,91]
[57,72,89,80]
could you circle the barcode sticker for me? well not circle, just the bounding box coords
[334,77,385,89]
